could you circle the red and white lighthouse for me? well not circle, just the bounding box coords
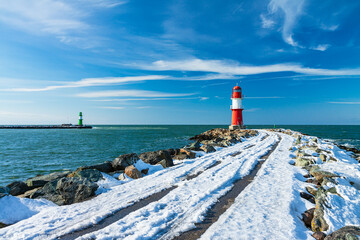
[229,85,244,130]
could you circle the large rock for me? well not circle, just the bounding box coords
[82,161,113,173]
[32,177,98,205]
[310,166,339,183]
[0,222,8,228]
[139,150,172,165]
[0,186,9,199]
[187,141,201,151]
[295,157,314,167]
[68,169,103,182]
[112,153,139,170]
[6,181,30,196]
[302,208,315,228]
[312,231,326,240]
[25,171,71,189]
[311,187,334,232]
[325,226,360,240]
[18,187,42,198]
[125,165,142,179]
[200,145,216,153]
[180,148,196,159]
[158,159,174,168]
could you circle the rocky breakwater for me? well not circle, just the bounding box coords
[272,128,360,240]
[0,128,257,227]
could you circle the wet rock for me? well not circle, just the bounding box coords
[312,231,326,240]
[25,171,71,189]
[0,186,9,198]
[304,174,311,178]
[324,226,360,240]
[32,177,98,205]
[180,148,196,159]
[139,150,172,165]
[68,169,103,182]
[82,161,113,173]
[125,165,142,179]
[200,145,216,153]
[112,153,139,170]
[6,181,30,196]
[300,192,315,204]
[302,208,315,228]
[141,168,149,175]
[328,156,337,162]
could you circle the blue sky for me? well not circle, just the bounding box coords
[0,0,360,125]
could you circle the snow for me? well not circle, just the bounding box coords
[1,129,359,240]
[0,132,263,239]
[200,132,313,240]
[78,131,278,240]
[0,195,56,225]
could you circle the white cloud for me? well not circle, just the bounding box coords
[0,0,125,46]
[142,58,360,76]
[101,106,125,109]
[92,97,201,101]
[328,102,360,105]
[246,96,284,99]
[200,97,209,101]
[244,108,260,112]
[260,14,275,29]
[311,44,330,51]
[320,24,339,31]
[267,0,305,46]
[3,75,168,92]
[78,90,195,98]
[0,0,87,35]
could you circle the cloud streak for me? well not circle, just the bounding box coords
[78,90,195,98]
[141,59,360,76]
[3,75,168,92]
[328,102,360,105]
[267,0,305,47]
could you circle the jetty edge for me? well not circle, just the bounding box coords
[0,128,359,240]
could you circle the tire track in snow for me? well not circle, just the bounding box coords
[76,132,279,240]
[54,133,266,240]
[171,135,281,240]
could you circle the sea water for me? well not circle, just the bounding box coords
[0,125,359,186]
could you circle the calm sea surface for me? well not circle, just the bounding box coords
[0,125,359,186]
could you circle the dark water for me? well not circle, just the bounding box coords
[0,125,359,186]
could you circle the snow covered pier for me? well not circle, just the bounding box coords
[1,129,360,240]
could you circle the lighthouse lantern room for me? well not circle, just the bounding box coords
[229,85,244,130]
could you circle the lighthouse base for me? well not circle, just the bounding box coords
[229,125,245,130]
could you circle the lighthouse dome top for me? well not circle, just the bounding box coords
[233,86,241,90]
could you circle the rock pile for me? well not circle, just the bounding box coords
[277,128,360,240]
[1,128,258,208]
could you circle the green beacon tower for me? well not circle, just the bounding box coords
[78,112,83,126]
